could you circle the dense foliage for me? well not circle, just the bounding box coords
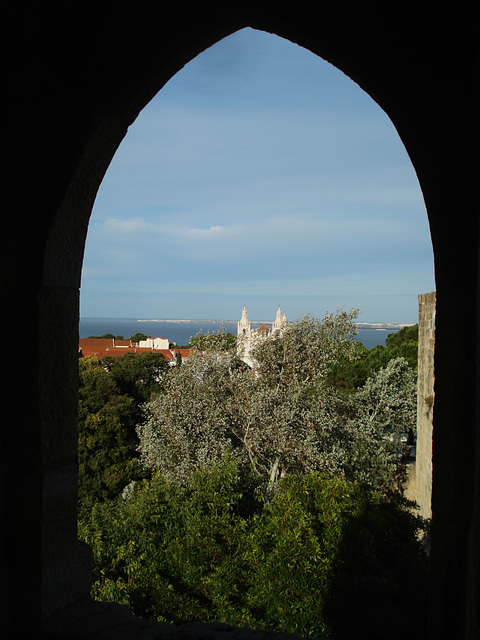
[188,329,237,352]
[78,352,169,514]
[137,311,417,493]
[78,311,427,638]
[79,459,429,640]
[328,324,419,391]
[86,332,149,342]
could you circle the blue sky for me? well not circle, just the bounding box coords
[80,28,435,323]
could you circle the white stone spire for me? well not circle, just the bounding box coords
[237,305,251,336]
[237,306,253,366]
[273,306,286,333]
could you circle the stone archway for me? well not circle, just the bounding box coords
[2,5,479,639]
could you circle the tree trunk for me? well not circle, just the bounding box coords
[266,456,281,498]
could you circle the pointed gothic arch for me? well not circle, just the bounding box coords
[2,5,479,639]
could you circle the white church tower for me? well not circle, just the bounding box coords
[237,306,287,367]
[272,306,287,334]
[237,306,254,367]
[237,305,251,337]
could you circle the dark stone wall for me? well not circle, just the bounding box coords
[2,3,479,639]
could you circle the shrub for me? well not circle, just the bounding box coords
[79,460,429,638]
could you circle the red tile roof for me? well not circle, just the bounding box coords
[176,349,193,358]
[78,338,194,362]
[114,339,133,347]
[256,324,271,334]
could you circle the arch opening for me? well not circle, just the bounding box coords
[77,27,434,638]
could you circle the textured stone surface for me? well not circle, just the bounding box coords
[41,599,325,640]
[415,292,436,520]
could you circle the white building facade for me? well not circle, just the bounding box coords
[237,306,287,367]
[138,337,169,350]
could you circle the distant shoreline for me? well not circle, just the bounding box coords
[81,317,415,331]
[79,318,410,349]
[354,321,415,331]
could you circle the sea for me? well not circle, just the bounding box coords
[79,318,406,350]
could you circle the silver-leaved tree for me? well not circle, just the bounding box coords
[136,309,417,493]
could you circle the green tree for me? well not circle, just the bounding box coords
[137,351,237,486]
[188,329,236,352]
[250,309,360,390]
[102,351,169,404]
[78,352,169,511]
[328,324,419,392]
[137,309,414,493]
[87,333,124,339]
[129,332,149,343]
[339,357,417,489]
[385,324,419,367]
[78,357,144,511]
[79,458,260,624]
[241,472,428,639]
[79,461,429,639]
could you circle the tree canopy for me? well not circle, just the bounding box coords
[137,310,417,494]
[129,332,149,343]
[188,329,236,352]
[78,352,169,512]
[327,323,419,391]
[78,310,425,637]
[79,459,429,640]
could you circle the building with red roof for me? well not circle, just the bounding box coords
[78,337,193,363]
